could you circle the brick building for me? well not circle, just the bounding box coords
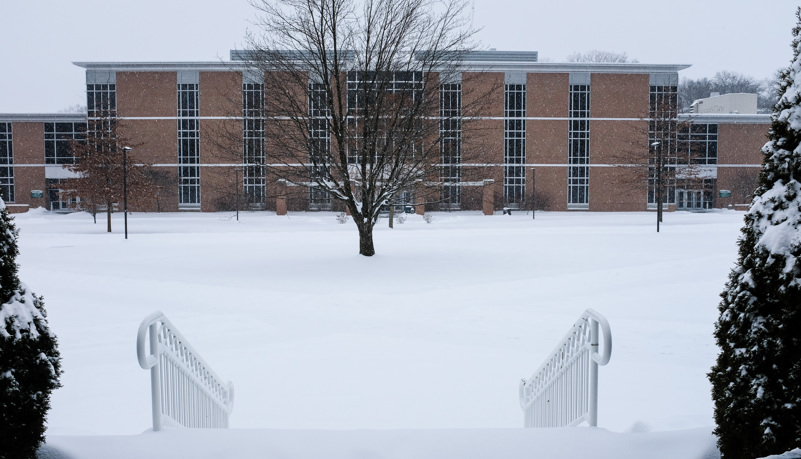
[0,51,769,214]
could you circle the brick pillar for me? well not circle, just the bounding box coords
[276,179,287,216]
[482,179,495,216]
[414,180,425,215]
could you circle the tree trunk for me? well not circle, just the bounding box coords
[106,205,112,233]
[357,221,376,256]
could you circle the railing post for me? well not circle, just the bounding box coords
[588,318,599,427]
[149,321,162,432]
[138,311,234,431]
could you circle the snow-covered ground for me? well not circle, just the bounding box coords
[14,209,744,458]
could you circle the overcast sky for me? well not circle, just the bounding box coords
[1,0,798,113]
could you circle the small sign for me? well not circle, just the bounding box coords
[719,190,731,198]
[30,190,43,198]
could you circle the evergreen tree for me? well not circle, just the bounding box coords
[710,8,801,459]
[0,199,62,459]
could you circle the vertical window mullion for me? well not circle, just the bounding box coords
[504,83,526,206]
[243,82,265,206]
[440,83,462,210]
[568,84,590,208]
[648,84,678,206]
[178,82,200,207]
[0,123,13,202]
[308,82,331,210]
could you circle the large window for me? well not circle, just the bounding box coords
[346,71,424,164]
[45,122,86,165]
[440,82,462,210]
[568,84,590,208]
[0,123,13,202]
[87,84,116,116]
[678,123,718,165]
[504,83,526,206]
[308,82,331,210]
[648,84,678,207]
[676,178,715,210]
[178,79,200,208]
[46,178,78,211]
[243,82,265,207]
[674,123,718,210]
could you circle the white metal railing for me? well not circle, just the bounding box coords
[136,311,234,431]
[518,309,612,427]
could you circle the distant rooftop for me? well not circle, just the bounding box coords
[461,50,538,62]
[230,49,357,62]
[230,49,538,63]
[690,93,758,115]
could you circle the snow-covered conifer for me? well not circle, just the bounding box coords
[0,199,62,459]
[710,8,801,459]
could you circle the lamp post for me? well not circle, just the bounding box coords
[651,141,662,233]
[235,166,240,222]
[122,146,132,239]
[531,167,536,220]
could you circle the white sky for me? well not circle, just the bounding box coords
[0,0,798,113]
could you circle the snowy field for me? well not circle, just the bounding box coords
[13,208,747,458]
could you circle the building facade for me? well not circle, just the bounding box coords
[0,51,769,214]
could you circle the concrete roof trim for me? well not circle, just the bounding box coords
[679,113,771,124]
[458,62,691,73]
[73,61,241,72]
[0,113,87,122]
[74,60,691,74]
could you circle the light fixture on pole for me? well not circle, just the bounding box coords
[122,146,132,239]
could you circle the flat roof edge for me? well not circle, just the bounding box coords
[73,61,691,74]
[459,63,691,73]
[679,113,771,124]
[73,61,240,71]
[0,113,87,122]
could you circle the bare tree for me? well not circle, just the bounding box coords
[58,104,87,114]
[610,89,710,231]
[63,111,156,232]
[143,168,176,213]
[729,170,759,204]
[565,50,638,63]
[649,88,681,232]
[236,0,480,256]
[712,70,763,94]
[678,76,714,111]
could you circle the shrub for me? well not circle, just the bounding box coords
[0,200,62,459]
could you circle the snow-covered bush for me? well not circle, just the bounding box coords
[758,449,801,459]
[423,213,434,224]
[709,9,801,458]
[395,213,407,224]
[0,199,62,459]
[336,212,349,224]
